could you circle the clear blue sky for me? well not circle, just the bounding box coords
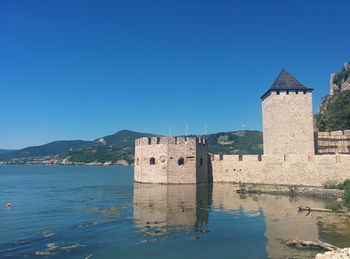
[1,0,349,149]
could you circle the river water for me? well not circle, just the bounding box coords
[1,165,349,259]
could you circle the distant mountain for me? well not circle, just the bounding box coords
[59,130,157,164]
[1,129,263,164]
[59,130,262,164]
[92,130,157,147]
[0,140,91,161]
[206,130,263,155]
[0,149,16,154]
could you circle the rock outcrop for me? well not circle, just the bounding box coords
[330,62,350,95]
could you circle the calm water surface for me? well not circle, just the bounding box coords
[1,165,349,259]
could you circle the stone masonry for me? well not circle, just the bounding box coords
[316,130,350,154]
[134,136,208,184]
[134,69,350,186]
[262,91,314,155]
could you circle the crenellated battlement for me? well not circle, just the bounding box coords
[135,136,207,146]
[134,69,350,186]
[261,89,312,100]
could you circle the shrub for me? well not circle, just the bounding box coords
[325,200,343,212]
[323,180,340,189]
[342,180,350,210]
[337,179,350,190]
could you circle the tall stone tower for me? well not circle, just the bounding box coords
[261,69,314,155]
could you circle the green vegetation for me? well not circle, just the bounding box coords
[316,62,350,132]
[323,179,350,211]
[325,200,343,212]
[323,179,341,189]
[316,90,350,131]
[60,146,135,164]
[59,130,156,164]
[332,62,350,87]
[205,130,263,155]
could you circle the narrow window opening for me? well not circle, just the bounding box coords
[277,90,280,95]
[303,90,306,94]
[295,91,298,94]
[200,157,203,166]
[148,138,151,145]
[239,155,243,161]
[150,157,155,165]
[178,157,184,165]
[258,155,262,161]
[286,90,289,95]
[136,158,139,165]
[156,137,160,144]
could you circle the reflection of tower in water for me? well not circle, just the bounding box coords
[133,183,212,236]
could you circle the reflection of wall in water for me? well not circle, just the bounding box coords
[211,184,348,259]
[133,183,212,234]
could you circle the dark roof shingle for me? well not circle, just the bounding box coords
[261,69,313,99]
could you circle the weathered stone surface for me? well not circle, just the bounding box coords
[211,154,350,186]
[134,137,209,184]
[262,91,315,156]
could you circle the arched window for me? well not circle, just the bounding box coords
[150,157,155,165]
[178,157,184,165]
[200,157,203,166]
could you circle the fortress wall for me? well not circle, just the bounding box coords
[211,154,350,186]
[316,130,350,154]
[262,91,314,156]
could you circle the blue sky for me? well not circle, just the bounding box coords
[1,0,349,149]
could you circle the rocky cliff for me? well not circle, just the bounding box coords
[329,62,350,95]
[316,62,350,131]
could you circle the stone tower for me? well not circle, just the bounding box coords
[261,69,314,155]
[134,136,209,184]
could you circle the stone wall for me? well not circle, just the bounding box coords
[211,154,350,186]
[316,130,350,154]
[262,91,314,155]
[134,136,209,184]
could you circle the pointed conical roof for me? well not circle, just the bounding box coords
[261,69,313,99]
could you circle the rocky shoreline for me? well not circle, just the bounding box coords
[236,184,344,198]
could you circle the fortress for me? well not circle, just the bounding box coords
[134,69,350,186]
